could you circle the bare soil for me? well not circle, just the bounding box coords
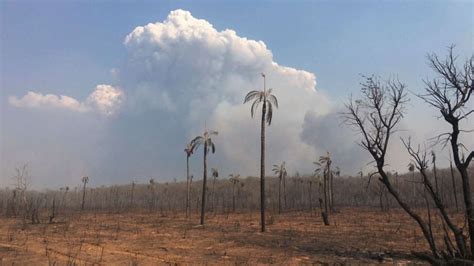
[0,207,460,265]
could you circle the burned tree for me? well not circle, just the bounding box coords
[229,174,240,213]
[343,76,442,255]
[420,47,473,258]
[272,162,287,214]
[344,69,473,262]
[211,168,219,213]
[184,141,197,218]
[314,155,331,226]
[81,176,89,211]
[191,129,218,225]
[244,73,278,232]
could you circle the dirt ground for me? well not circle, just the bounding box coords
[0,207,461,265]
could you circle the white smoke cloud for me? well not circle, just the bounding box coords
[8,92,89,113]
[9,85,124,116]
[86,84,125,116]
[119,9,331,176]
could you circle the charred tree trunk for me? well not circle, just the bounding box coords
[260,100,266,232]
[186,156,190,219]
[449,157,459,212]
[200,143,208,225]
[278,175,282,214]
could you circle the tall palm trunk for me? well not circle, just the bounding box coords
[200,142,208,225]
[232,183,236,212]
[329,169,334,211]
[322,170,329,225]
[309,181,313,213]
[212,177,216,214]
[327,160,332,212]
[283,174,287,209]
[81,183,86,211]
[278,174,282,214]
[260,100,266,232]
[433,160,439,196]
[412,171,416,206]
[186,155,190,218]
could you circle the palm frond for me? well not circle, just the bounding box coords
[191,136,204,150]
[244,90,261,103]
[251,99,261,118]
[210,140,216,154]
[267,94,278,108]
[266,101,273,125]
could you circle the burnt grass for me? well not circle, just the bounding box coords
[0,207,462,264]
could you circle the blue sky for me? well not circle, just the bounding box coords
[1,1,473,188]
[3,1,472,99]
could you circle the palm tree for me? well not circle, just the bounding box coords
[243,73,278,232]
[148,178,157,212]
[314,155,330,226]
[319,152,333,211]
[211,168,219,213]
[408,162,415,205]
[229,174,240,213]
[332,166,340,211]
[192,129,218,225]
[81,176,89,211]
[308,179,314,213]
[431,151,439,196]
[272,162,287,214]
[184,142,196,219]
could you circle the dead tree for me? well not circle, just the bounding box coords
[408,162,416,206]
[314,156,330,225]
[344,71,473,262]
[449,151,459,212]
[211,168,219,213]
[184,142,196,218]
[403,139,470,259]
[130,181,135,208]
[272,162,287,214]
[229,174,240,213]
[421,46,473,257]
[49,198,56,224]
[13,164,29,226]
[343,76,444,258]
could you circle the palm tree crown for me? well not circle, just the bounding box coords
[243,78,278,125]
[185,142,196,157]
[211,168,219,179]
[272,162,287,179]
[191,130,218,153]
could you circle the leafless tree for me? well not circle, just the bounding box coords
[343,76,444,255]
[13,164,30,226]
[449,151,459,212]
[344,69,473,262]
[420,46,473,258]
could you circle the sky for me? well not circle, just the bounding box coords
[1,1,473,189]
